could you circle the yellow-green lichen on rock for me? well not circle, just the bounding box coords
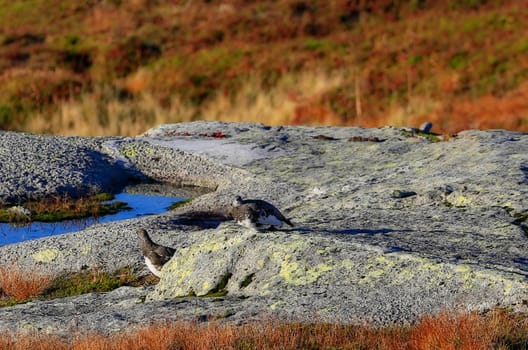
[79,244,91,256]
[267,238,329,286]
[358,255,398,284]
[473,270,521,296]
[265,237,358,287]
[151,230,248,299]
[32,248,59,263]
[453,265,475,290]
[450,194,473,207]
[278,257,333,286]
[358,253,464,288]
[121,146,137,159]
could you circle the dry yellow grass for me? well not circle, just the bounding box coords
[200,70,345,126]
[26,92,172,137]
[25,70,345,136]
[18,64,528,137]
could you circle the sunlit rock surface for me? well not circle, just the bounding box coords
[0,122,527,336]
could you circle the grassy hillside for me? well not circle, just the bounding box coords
[0,0,527,136]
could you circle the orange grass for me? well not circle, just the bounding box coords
[409,312,496,350]
[0,264,53,302]
[0,310,527,349]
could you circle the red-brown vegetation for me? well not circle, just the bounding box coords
[0,264,52,302]
[0,310,527,349]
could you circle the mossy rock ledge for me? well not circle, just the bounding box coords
[0,121,527,336]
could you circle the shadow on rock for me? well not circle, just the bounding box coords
[169,210,230,229]
[283,227,413,235]
[520,162,528,184]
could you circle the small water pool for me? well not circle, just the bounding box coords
[0,184,200,246]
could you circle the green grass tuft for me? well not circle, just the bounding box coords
[41,267,143,300]
[168,198,192,210]
[43,270,120,299]
[0,297,19,307]
[92,193,115,201]
[401,129,442,142]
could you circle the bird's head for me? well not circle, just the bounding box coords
[232,195,243,207]
[136,228,150,242]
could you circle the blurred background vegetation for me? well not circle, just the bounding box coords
[0,0,527,136]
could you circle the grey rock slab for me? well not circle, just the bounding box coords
[0,286,270,337]
[0,216,200,276]
[144,137,286,167]
[0,122,527,336]
[149,224,528,325]
[0,132,130,204]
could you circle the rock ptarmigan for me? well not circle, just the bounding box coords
[136,229,176,277]
[229,196,293,230]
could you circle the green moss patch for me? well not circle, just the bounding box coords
[42,267,144,300]
[0,296,19,308]
[240,273,255,288]
[401,129,442,143]
[512,212,528,224]
[168,198,193,210]
[511,211,528,236]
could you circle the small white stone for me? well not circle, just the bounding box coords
[7,206,31,220]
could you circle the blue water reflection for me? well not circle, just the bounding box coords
[0,191,184,246]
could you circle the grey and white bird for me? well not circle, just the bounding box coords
[136,228,176,277]
[229,195,293,230]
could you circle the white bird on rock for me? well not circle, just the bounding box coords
[229,196,293,230]
[136,229,176,277]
